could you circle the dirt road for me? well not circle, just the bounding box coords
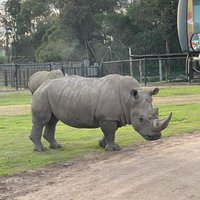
[1,132,200,200]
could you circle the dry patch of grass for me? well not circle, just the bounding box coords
[154,94,200,105]
[0,105,30,116]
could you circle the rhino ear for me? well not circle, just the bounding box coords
[130,89,139,99]
[150,88,159,96]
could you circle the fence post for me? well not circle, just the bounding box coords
[101,62,104,77]
[121,61,125,75]
[22,70,26,88]
[98,61,103,77]
[129,47,134,77]
[19,69,22,88]
[139,60,143,83]
[15,64,19,90]
[4,70,8,87]
[81,63,84,76]
[26,68,30,88]
[73,67,76,75]
[48,63,52,71]
[159,58,163,82]
[143,58,147,86]
[61,65,64,75]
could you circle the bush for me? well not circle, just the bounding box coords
[0,56,7,64]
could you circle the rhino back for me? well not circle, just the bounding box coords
[28,71,49,93]
[28,70,64,94]
[48,69,64,79]
[43,76,122,127]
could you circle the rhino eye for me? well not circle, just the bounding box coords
[139,116,144,122]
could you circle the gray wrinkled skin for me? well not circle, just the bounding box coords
[29,74,172,151]
[28,69,64,94]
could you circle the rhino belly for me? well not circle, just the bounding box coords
[54,106,99,128]
[48,90,99,128]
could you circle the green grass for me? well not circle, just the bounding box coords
[0,114,144,176]
[0,85,200,176]
[156,85,200,97]
[157,103,200,136]
[0,114,101,176]
[0,91,31,106]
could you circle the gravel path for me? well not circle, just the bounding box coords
[1,133,200,200]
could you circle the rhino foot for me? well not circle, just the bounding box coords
[105,143,121,151]
[33,145,46,152]
[49,143,62,149]
[98,137,107,148]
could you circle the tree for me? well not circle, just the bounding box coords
[3,0,56,61]
[157,0,181,53]
[2,0,21,61]
[2,0,182,63]
[126,0,181,55]
[35,25,83,62]
[58,0,123,62]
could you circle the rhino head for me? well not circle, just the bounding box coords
[129,88,172,141]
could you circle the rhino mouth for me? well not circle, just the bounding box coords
[143,133,161,141]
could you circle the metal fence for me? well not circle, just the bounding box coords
[1,55,199,89]
[101,56,190,84]
[0,62,100,89]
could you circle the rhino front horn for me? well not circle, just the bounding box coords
[153,112,172,131]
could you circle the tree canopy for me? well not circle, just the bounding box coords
[1,0,181,63]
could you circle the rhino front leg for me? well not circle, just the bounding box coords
[98,136,107,148]
[43,116,61,149]
[29,124,46,151]
[100,121,120,151]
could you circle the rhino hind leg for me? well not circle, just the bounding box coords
[100,121,121,151]
[43,115,61,149]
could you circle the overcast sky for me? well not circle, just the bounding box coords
[0,0,5,5]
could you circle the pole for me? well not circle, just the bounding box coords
[15,64,19,90]
[144,58,147,86]
[129,47,133,76]
[159,58,163,82]
[139,60,142,83]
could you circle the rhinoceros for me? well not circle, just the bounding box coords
[29,74,172,151]
[28,69,64,94]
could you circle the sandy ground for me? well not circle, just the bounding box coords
[0,105,30,116]
[0,132,200,200]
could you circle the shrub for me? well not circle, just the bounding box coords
[0,56,7,64]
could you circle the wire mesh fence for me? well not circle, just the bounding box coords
[0,62,99,89]
[0,55,199,89]
[101,56,189,84]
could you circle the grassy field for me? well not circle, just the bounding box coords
[0,85,200,176]
[0,91,31,106]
